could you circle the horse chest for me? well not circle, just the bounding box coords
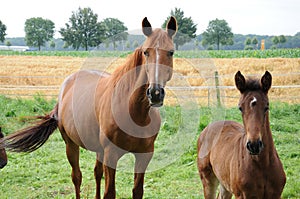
[232,158,284,198]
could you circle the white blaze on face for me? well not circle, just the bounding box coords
[155,43,160,84]
[250,96,257,107]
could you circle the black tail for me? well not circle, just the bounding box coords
[0,105,58,153]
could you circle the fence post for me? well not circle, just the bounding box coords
[214,71,221,107]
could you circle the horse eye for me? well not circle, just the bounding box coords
[239,107,243,112]
[168,50,174,57]
[144,51,149,57]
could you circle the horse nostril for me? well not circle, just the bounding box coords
[160,88,165,98]
[146,88,151,98]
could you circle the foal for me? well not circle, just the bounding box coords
[197,71,286,199]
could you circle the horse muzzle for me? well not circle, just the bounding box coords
[246,139,264,155]
[146,84,165,107]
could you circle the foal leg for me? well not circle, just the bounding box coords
[132,153,153,199]
[199,167,219,199]
[65,141,82,199]
[94,152,103,199]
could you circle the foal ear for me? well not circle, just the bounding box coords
[166,16,177,38]
[261,71,272,93]
[235,71,246,93]
[142,17,152,37]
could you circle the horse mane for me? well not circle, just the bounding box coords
[110,48,144,87]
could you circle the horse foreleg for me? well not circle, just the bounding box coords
[94,153,103,199]
[65,141,82,199]
[133,153,153,199]
[103,148,123,199]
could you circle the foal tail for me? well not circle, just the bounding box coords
[0,104,59,153]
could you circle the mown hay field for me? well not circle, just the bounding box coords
[0,55,299,106]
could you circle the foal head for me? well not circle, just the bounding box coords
[141,16,177,107]
[235,71,272,155]
[0,128,7,168]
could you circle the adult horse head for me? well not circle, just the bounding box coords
[142,17,176,107]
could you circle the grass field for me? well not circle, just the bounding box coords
[0,96,299,198]
[0,48,300,58]
[0,50,299,198]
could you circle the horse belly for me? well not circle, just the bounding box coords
[58,70,108,152]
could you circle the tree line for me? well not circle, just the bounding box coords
[0,7,298,51]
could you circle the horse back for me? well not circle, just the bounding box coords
[198,120,244,159]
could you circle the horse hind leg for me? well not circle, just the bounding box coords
[63,135,82,199]
[94,152,103,199]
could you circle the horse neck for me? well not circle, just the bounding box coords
[261,113,276,153]
[129,66,151,126]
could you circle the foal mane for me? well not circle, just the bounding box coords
[244,78,262,92]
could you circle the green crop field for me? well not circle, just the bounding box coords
[0,95,299,198]
[0,48,300,58]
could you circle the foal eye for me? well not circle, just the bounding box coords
[264,107,269,113]
[238,107,243,112]
[167,50,174,57]
[144,51,149,57]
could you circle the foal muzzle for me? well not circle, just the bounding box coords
[246,139,264,155]
[146,84,165,107]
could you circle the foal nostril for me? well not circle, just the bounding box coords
[246,140,263,155]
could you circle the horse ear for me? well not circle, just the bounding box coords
[142,17,152,37]
[235,71,246,93]
[261,71,272,93]
[166,16,177,38]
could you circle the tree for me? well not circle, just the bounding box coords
[25,17,55,51]
[101,18,128,50]
[272,36,279,45]
[245,37,251,45]
[163,8,197,50]
[202,18,234,50]
[244,37,253,50]
[59,7,105,51]
[252,37,258,49]
[49,40,56,49]
[278,35,287,48]
[0,20,7,42]
[5,40,11,47]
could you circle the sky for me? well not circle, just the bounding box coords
[1,0,299,38]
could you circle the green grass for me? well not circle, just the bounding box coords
[0,48,299,58]
[0,95,299,198]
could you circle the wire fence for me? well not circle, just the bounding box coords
[0,72,299,107]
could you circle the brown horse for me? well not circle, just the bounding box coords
[0,127,7,169]
[197,71,286,199]
[1,17,177,199]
